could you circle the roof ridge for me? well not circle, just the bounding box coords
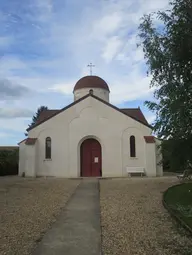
[27,94,90,131]
[120,108,140,110]
[91,95,151,128]
[43,109,60,111]
[27,93,152,132]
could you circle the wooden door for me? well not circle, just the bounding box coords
[80,139,102,177]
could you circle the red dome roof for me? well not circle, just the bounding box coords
[74,75,110,92]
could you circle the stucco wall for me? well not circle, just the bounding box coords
[19,142,37,177]
[145,142,157,177]
[26,145,37,177]
[22,96,156,178]
[18,141,26,176]
[122,128,146,176]
[74,88,109,102]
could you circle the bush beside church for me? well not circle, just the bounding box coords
[0,147,19,176]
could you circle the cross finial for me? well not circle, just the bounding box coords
[87,63,95,75]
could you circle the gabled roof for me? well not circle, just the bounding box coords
[27,94,90,131]
[18,138,27,145]
[120,108,148,126]
[27,94,152,131]
[25,138,37,145]
[36,109,59,125]
[144,136,155,143]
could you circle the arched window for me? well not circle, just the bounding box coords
[130,136,136,157]
[45,137,51,159]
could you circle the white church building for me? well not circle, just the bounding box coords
[18,75,163,178]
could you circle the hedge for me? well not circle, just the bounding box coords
[0,149,19,176]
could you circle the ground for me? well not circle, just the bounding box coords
[0,177,80,255]
[100,177,192,255]
[1,176,192,255]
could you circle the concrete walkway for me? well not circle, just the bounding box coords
[33,179,101,255]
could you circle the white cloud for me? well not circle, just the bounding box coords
[0,36,13,49]
[102,36,123,63]
[0,118,30,132]
[110,74,154,104]
[49,81,75,95]
[0,132,13,138]
[146,114,156,124]
[0,108,33,118]
[92,12,123,39]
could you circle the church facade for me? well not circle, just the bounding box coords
[18,75,163,178]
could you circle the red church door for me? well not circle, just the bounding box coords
[80,139,102,177]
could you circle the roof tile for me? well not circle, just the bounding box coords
[25,138,37,145]
[120,108,149,125]
[74,75,110,92]
[144,136,155,143]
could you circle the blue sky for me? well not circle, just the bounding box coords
[0,0,169,145]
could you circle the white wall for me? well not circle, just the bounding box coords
[145,142,157,177]
[25,145,37,177]
[18,141,26,176]
[74,88,109,102]
[19,140,37,177]
[122,128,146,176]
[24,96,156,178]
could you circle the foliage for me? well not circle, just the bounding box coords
[28,105,48,128]
[162,138,192,172]
[25,106,48,136]
[164,183,192,229]
[138,0,192,169]
[0,149,19,176]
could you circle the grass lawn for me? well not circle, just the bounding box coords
[164,183,192,229]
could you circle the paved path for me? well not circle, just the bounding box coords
[33,179,101,255]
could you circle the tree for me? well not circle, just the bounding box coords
[138,0,192,170]
[30,106,48,127]
[25,106,48,136]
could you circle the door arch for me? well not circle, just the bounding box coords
[80,138,102,177]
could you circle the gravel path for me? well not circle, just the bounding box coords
[0,177,80,255]
[100,177,192,255]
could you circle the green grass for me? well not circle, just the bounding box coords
[164,183,192,229]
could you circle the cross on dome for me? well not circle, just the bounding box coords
[87,63,95,75]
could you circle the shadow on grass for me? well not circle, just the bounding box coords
[163,182,192,234]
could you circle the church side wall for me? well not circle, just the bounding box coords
[25,145,36,177]
[19,142,37,177]
[122,128,146,176]
[18,141,26,176]
[28,96,153,178]
[145,143,157,177]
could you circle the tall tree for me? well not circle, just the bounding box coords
[138,0,192,170]
[25,106,48,136]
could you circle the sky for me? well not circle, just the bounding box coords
[0,0,169,145]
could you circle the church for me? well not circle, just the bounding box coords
[18,75,163,178]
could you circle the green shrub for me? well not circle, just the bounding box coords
[164,183,192,229]
[0,149,19,176]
